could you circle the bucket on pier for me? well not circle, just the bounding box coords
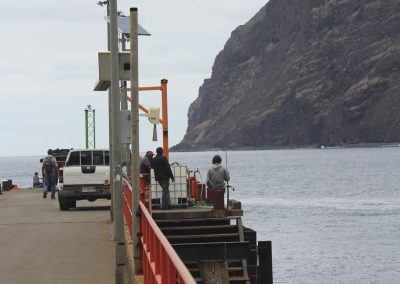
[2,179,12,191]
[207,188,225,210]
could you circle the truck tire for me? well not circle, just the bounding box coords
[69,200,77,208]
[59,196,70,211]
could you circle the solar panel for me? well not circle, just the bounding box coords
[105,16,150,36]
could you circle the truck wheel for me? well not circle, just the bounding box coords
[59,197,70,211]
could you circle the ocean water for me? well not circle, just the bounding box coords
[1,148,400,283]
[0,156,42,188]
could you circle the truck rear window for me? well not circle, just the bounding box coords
[93,151,104,165]
[105,152,109,165]
[66,150,109,166]
[81,151,92,165]
[67,151,80,166]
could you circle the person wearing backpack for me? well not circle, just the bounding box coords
[41,149,58,199]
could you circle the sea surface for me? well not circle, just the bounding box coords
[1,148,399,283]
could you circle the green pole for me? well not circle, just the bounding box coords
[85,108,89,149]
[93,109,96,148]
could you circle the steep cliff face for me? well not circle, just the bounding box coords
[173,0,400,150]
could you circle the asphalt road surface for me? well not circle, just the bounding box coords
[0,188,114,284]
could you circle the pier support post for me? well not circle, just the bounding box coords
[110,0,125,282]
[258,241,273,284]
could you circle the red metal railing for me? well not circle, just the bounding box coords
[123,177,196,284]
[123,175,150,238]
[140,201,196,284]
[123,179,133,237]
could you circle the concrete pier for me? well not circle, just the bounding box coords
[0,188,114,284]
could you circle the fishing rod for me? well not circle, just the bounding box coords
[224,150,234,210]
[225,150,228,170]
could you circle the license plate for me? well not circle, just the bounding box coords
[82,186,96,192]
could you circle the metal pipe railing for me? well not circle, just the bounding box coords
[123,180,132,237]
[140,202,196,284]
[122,177,196,283]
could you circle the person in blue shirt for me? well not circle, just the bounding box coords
[41,149,58,199]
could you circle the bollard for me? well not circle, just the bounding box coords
[258,241,273,284]
[207,188,225,210]
[214,189,225,210]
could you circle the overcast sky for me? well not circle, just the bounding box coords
[0,0,267,157]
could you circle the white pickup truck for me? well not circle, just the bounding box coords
[58,149,110,211]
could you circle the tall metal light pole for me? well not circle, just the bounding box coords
[97,0,115,240]
[110,0,125,282]
[130,7,141,275]
[120,25,131,174]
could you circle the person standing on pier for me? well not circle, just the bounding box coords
[150,147,174,210]
[206,155,230,190]
[41,149,58,199]
[140,150,154,185]
[206,155,230,209]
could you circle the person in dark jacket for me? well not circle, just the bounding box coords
[150,147,174,209]
[140,150,154,184]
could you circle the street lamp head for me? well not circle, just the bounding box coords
[97,1,109,7]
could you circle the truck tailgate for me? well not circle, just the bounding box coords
[63,166,109,185]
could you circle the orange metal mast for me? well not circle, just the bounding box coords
[160,79,169,159]
[126,78,169,160]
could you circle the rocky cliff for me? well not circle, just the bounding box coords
[173,0,400,151]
